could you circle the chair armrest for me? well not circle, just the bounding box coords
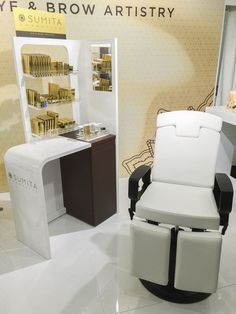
[213,173,233,235]
[128,165,151,202]
[213,173,233,214]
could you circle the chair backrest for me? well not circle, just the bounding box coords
[152,111,222,188]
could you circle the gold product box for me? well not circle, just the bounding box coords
[58,117,75,128]
[100,79,110,87]
[26,84,75,108]
[58,87,75,101]
[83,124,90,136]
[22,54,73,76]
[50,61,58,75]
[58,88,67,100]
[22,54,52,76]
[30,117,40,135]
[38,121,45,134]
[30,116,52,135]
[102,54,112,61]
[47,111,59,128]
[68,88,75,100]
[227,91,236,110]
[37,114,52,131]
[31,110,75,135]
[48,83,59,97]
[64,63,69,75]
[27,89,48,108]
[102,61,112,71]
[22,54,31,74]
[57,62,64,75]
[26,88,38,106]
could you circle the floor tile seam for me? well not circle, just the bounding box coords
[96,261,117,297]
[98,280,160,314]
[113,300,161,314]
[98,288,112,314]
[218,283,236,290]
[1,245,27,253]
[97,293,107,314]
[2,245,42,254]
[59,232,99,243]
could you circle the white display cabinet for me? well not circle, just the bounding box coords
[11,37,119,226]
[13,37,118,142]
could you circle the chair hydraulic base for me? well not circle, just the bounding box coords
[140,279,211,304]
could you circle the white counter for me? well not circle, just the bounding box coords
[4,137,91,259]
[206,107,236,126]
[207,106,236,211]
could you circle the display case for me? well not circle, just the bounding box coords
[91,44,112,92]
[13,37,118,143]
[13,37,119,224]
[13,38,80,142]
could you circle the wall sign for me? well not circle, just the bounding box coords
[1,2,175,19]
[13,7,66,38]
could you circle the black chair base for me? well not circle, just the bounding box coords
[140,279,211,304]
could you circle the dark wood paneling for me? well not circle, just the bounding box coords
[60,148,94,225]
[60,133,117,226]
[91,136,117,225]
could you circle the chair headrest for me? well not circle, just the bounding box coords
[157,110,222,137]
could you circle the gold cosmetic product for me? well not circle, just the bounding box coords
[83,124,91,136]
[47,111,59,128]
[22,54,73,76]
[227,91,236,110]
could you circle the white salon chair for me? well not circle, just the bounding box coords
[128,110,233,303]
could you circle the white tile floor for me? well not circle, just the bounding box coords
[0,179,236,314]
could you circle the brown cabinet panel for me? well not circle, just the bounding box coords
[60,148,94,225]
[91,136,117,225]
[60,133,117,226]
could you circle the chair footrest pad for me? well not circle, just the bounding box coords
[130,220,171,286]
[174,231,222,293]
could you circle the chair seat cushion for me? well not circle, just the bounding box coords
[136,181,220,230]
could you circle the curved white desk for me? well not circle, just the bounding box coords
[4,137,91,259]
[206,107,236,174]
[206,107,236,210]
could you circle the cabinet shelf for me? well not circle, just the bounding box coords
[28,99,79,111]
[28,103,71,111]
[24,70,79,79]
[28,105,47,111]
[72,130,109,142]
[32,123,80,139]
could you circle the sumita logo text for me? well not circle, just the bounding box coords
[8,172,38,191]
[26,15,62,25]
